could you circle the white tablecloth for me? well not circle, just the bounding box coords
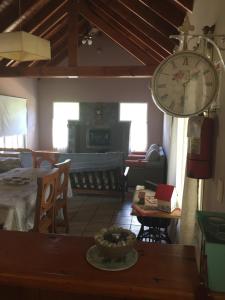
[0,168,72,231]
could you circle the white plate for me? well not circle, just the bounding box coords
[86,245,138,271]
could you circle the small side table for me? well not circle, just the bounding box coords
[136,216,171,243]
[131,186,181,243]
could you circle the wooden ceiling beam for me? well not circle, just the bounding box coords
[27,28,68,68]
[98,0,173,57]
[68,0,78,67]
[102,0,174,55]
[90,1,162,63]
[0,65,157,77]
[47,20,89,67]
[52,37,68,59]
[5,0,51,32]
[91,0,164,62]
[118,0,179,37]
[51,28,68,49]
[0,58,10,68]
[39,18,87,67]
[0,0,31,32]
[171,0,194,13]
[42,15,68,40]
[78,1,155,65]
[35,12,68,39]
[22,0,68,35]
[138,0,185,28]
[0,0,14,13]
[34,19,87,67]
[49,48,68,66]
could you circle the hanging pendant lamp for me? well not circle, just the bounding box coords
[0,31,51,61]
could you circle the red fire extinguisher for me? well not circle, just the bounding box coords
[186,116,214,179]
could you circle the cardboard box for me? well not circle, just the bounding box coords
[155,184,177,212]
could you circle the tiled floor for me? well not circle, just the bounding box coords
[67,193,141,237]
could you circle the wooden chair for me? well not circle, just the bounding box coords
[54,159,71,233]
[32,168,59,233]
[32,150,59,168]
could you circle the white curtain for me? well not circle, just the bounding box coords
[167,117,178,185]
[52,102,79,152]
[179,178,198,244]
[0,95,27,136]
[176,119,200,245]
[165,115,199,244]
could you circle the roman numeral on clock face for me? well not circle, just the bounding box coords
[170,61,177,69]
[183,57,188,65]
[157,84,166,88]
[160,94,168,100]
[168,101,175,110]
[195,59,201,67]
[203,69,210,75]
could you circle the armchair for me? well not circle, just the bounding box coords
[125,145,167,187]
[127,151,146,160]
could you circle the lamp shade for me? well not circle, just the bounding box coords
[0,31,51,61]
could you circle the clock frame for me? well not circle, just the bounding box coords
[151,51,219,117]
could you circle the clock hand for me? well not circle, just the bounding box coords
[190,70,200,81]
[181,82,187,114]
[180,70,193,114]
[183,70,190,85]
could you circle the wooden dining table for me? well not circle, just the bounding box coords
[0,167,72,231]
[0,168,50,231]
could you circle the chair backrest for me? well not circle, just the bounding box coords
[54,159,71,199]
[33,168,59,233]
[32,150,59,168]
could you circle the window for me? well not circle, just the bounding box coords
[119,103,147,152]
[0,135,26,148]
[53,102,79,151]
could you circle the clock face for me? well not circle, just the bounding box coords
[151,51,219,117]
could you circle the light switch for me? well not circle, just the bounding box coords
[217,179,224,203]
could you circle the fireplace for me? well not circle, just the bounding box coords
[87,128,111,149]
[67,102,130,154]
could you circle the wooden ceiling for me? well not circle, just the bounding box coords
[0,0,194,78]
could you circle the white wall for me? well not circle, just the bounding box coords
[195,0,225,212]
[77,34,142,66]
[163,0,225,212]
[0,78,38,149]
[163,114,177,184]
[0,29,164,152]
[38,78,163,150]
[38,34,163,150]
[188,0,225,212]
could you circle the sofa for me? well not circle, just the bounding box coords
[125,145,167,187]
[19,151,127,199]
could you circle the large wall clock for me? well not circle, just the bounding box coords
[151,51,219,117]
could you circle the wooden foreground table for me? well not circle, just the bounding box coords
[0,230,222,300]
